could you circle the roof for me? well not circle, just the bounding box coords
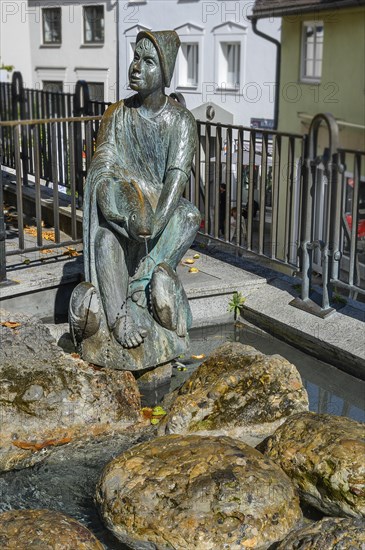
[251,0,365,19]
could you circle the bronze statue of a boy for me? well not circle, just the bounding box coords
[69,30,200,370]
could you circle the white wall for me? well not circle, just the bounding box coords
[3,0,118,101]
[29,0,117,101]
[0,0,33,85]
[118,0,280,126]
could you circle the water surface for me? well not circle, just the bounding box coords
[0,322,363,549]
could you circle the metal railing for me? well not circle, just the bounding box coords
[0,114,102,201]
[291,113,365,315]
[1,111,364,313]
[0,72,111,188]
[188,114,364,314]
[0,116,101,267]
[189,120,306,274]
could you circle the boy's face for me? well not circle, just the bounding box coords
[129,38,163,93]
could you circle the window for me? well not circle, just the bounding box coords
[213,22,246,92]
[174,23,203,91]
[301,22,323,81]
[83,5,104,44]
[42,8,61,44]
[180,43,199,87]
[43,81,63,93]
[88,82,104,101]
[221,42,240,88]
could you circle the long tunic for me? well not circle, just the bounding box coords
[83,94,197,287]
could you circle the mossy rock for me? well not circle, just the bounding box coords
[260,412,365,518]
[0,509,103,549]
[96,434,302,549]
[158,342,309,446]
[276,516,365,549]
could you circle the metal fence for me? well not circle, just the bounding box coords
[0,72,110,189]
[1,116,101,262]
[189,121,305,273]
[1,111,364,313]
[187,114,365,315]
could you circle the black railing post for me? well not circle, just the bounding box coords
[11,71,28,185]
[0,153,7,283]
[73,80,91,207]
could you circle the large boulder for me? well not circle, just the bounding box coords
[276,517,365,549]
[0,311,144,472]
[96,434,302,550]
[260,412,365,517]
[158,342,309,446]
[0,509,103,549]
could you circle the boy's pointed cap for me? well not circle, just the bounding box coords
[136,30,181,87]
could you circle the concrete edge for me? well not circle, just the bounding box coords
[241,305,365,381]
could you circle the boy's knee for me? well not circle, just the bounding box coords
[186,204,201,229]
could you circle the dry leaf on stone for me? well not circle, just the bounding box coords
[141,407,153,420]
[183,258,195,264]
[1,321,21,329]
[193,254,200,259]
[63,247,80,257]
[43,231,55,242]
[191,354,205,360]
[189,267,199,273]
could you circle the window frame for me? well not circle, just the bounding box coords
[83,5,105,45]
[300,21,324,83]
[42,7,62,45]
[87,82,105,102]
[174,23,204,93]
[42,81,63,93]
[220,42,241,90]
[213,22,247,94]
[179,42,199,88]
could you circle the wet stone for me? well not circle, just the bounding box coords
[0,310,144,472]
[158,342,309,446]
[276,516,365,549]
[260,412,365,518]
[0,509,104,549]
[96,434,302,550]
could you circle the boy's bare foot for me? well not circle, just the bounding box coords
[113,309,148,349]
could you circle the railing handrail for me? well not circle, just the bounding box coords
[196,119,304,140]
[0,115,103,127]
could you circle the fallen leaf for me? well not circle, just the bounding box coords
[183,258,195,264]
[12,437,72,452]
[193,254,200,259]
[152,406,167,418]
[150,418,160,425]
[191,354,205,360]
[141,407,153,420]
[1,321,21,329]
[63,247,80,257]
[189,267,199,273]
[43,231,55,242]
[23,258,30,265]
[71,352,80,359]
[40,249,53,254]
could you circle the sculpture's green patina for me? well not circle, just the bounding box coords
[69,30,200,370]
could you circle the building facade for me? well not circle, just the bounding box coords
[252,0,365,150]
[1,0,118,102]
[118,0,280,126]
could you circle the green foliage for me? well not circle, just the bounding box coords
[332,293,347,305]
[228,291,246,321]
[0,63,14,72]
